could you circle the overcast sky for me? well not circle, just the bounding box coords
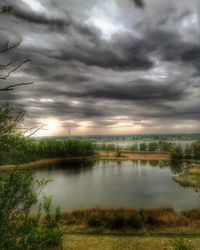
[0,0,200,136]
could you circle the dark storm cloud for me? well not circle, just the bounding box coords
[53,37,154,71]
[133,0,145,9]
[0,0,200,133]
[12,6,66,28]
[63,79,187,102]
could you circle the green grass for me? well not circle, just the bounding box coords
[50,234,200,250]
[173,165,200,188]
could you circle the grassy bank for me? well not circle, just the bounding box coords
[173,164,200,188]
[55,207,200,233]
[48,207,200,249]
[0,150,171,171]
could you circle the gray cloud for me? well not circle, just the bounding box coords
[0,0,200,134]
[133,0,145,9]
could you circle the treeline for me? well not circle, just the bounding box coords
[97,141,175,152]
[97,140,200,160]
[170,140,200,159]
[0,137,96,165]
[88,134,200,141]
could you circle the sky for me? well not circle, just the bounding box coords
[0,0,200,136]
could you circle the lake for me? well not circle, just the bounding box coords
[33,160,200,211]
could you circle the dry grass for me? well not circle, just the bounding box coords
[59,207,200,233]
[50,235,200,250]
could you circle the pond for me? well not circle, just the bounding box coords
[33,160,200,211]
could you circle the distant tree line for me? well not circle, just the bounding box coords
[0,135,96,165]
[97,140,200,160]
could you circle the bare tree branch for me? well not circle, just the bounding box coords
[0,41,21,54]
[0,82,34,91]
[27,125,44,137]
[0,61,13,69]
[0,59,31,79]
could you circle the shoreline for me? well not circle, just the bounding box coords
[0,151,170,171]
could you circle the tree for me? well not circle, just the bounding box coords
[170,145,183,159]
[184,144,192,159]
[0,14,62,248]
[139,142,147,151]
[0,6,33,91]
[0,170,62,250]
[0,104,25,150]
[0,40,33,92]
[148,142,159,152]
[191,140,200,159]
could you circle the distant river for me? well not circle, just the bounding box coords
[33,160,200,211]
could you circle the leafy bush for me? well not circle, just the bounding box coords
[0,170,63,250]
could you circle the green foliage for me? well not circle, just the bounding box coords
[191,140,200,159]
[148,142,159,151]
[139,142,148,151]
[0,170,62,250]
[55,206,62,223]
[184,144,192,158]
[158,141,175,152]
[0,137,96,164]
[129,143,138,151]
[24,228,62,250]
[170,145,183,159]
[0,104,24,151]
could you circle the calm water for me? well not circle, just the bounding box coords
[33,160,200,211]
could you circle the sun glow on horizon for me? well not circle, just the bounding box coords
[35,118,61,137]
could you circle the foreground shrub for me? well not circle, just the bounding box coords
[0,170,63,250]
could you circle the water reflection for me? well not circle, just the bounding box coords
[32,160,200,211]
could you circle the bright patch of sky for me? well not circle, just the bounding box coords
[86,0,130,40]
[21,0,46,13]
[182,12,198,29]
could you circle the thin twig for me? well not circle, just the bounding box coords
[27,125,44,137]
[0,59,31,79]
[0,41,21,54]
[0,82,34,91]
